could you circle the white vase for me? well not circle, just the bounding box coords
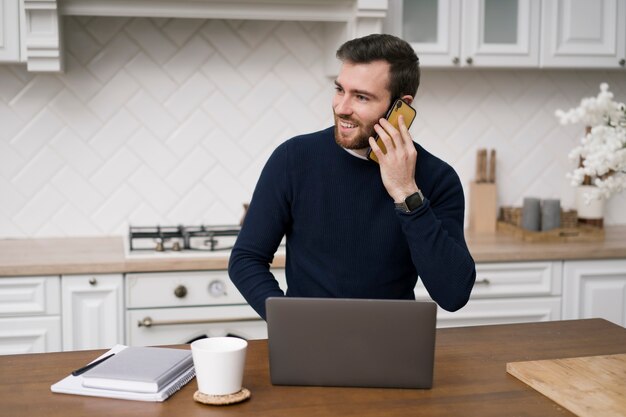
[575,185,605,220]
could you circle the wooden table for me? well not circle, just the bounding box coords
[2,319,625,417]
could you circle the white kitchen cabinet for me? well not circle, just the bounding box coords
[0,0,20,62]
[386,0,540,67]
[416,261,562,327]
[563,259,626,327]
[541,0,626,69]
[0,276,62,354]
[61,274,124,351]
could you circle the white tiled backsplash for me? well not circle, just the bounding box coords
[1,17,625,238]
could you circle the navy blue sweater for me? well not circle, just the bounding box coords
[229,126,476,319]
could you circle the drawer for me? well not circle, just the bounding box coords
[431,297,562,328]
[126,269,286,309]
[415,261,562,299]
[0,276,61,316]
[0,316,62,354]
[127,304,267,345]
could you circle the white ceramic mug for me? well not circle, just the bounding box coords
[191,337,248,396]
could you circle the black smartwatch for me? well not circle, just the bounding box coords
[394,190,424,213]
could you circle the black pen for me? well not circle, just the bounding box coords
[71,353,115,376]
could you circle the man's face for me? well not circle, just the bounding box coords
[333,60,392,150]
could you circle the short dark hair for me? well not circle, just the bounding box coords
[336,34,420,101]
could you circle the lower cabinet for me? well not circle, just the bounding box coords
[563,259,626,327]
[61,274,124,350]
[416,261,562,328]
[1,257,624,354]
[0,276,61,354]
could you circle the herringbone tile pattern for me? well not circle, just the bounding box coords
[1,17,625,237]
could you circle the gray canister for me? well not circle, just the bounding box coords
[541,199,561,231]
[522,197,541,231]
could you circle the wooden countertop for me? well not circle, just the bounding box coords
[1,226,625,276]
[2,319,626,417]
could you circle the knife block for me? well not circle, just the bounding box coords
[469,182,497,233]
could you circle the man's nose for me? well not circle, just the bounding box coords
[334,96,352,116]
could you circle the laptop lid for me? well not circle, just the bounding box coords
[266,297,437,389]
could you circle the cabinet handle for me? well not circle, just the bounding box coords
[137,316,260,328]
[452,57,460,65]
[466,57,473,65]
[174,285,188,298]
[475,278,491,286]
[88,277,97,286]
[619,59,625,67]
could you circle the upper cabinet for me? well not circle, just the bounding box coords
[385,0,461,66]
[541,0,626,69]
[0,0,20,62]
[463,0,540,67]
[386,0,626,69]
[386,0,540,67]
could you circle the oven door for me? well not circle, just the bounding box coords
[127,304,266,346]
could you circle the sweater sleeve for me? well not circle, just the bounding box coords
[397,167,476,312]
[228,143,291,320]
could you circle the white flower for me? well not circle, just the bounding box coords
[558,83,626,201]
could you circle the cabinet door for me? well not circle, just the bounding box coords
[541,0,626,68]
[563,259,626,327]
[462,0,540,67]
[0,0,20,62]
[387,0,461,67]
[62,274,124,350]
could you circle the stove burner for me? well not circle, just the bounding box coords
[128,225,240,252]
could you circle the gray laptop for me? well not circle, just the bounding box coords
[266,297,437,389]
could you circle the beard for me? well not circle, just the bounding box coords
[333,112,377,150]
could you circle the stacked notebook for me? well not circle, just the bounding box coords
[51,345,196,402]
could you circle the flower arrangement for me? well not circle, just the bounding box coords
[555,83,626,202]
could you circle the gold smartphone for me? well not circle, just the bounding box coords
[367,98,417,164]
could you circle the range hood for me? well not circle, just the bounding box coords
[22,0,388,72]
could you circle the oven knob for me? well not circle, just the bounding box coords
[208,280,226,297]
[174,285,187,298]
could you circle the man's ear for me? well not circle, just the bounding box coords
[401,95,414,105]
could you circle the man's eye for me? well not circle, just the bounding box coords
[334,86,343,93]
[357,95,369,102]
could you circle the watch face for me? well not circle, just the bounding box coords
[405,191,423,211]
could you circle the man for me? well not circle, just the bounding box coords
[229,34,476,320]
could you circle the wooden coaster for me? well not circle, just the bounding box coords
[193,388,251,406]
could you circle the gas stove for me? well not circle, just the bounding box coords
[128,225,241,254]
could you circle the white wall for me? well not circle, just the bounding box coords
[1,16,624,238]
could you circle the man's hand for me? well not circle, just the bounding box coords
[368,115,419,203]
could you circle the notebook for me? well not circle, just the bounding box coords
[266,297,437,389]
[51,345,196,402]
[81,346,193,393]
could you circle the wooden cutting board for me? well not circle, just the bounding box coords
[507,353,626,417]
